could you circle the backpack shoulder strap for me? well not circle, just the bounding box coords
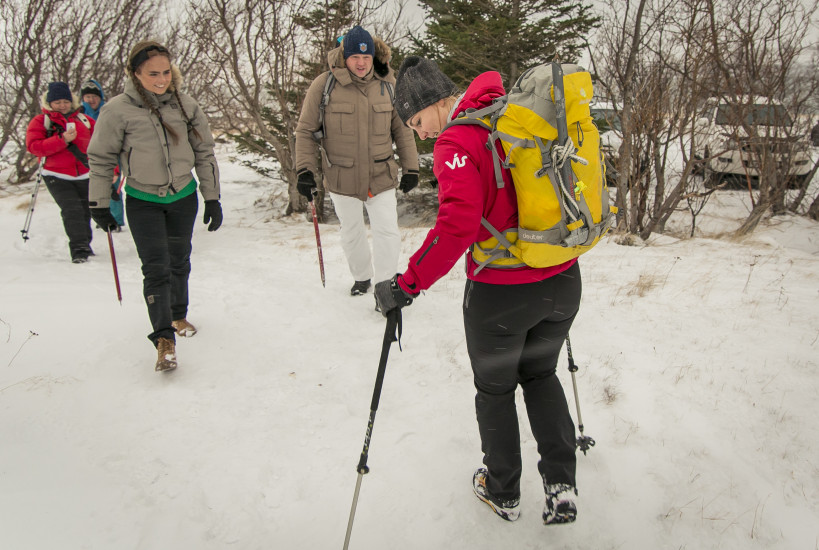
[313,71,336,142]
[75,113,91,129]
[442,99,511,189]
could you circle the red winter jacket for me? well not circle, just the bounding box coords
[399,71,575,294]
[26,108,94,178]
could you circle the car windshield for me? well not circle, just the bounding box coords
[715,104,793,127]
[591,108,621,132]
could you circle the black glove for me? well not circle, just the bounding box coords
[90,208,120,232]
[110,184,121,201]
[374,274,415,318]
[203,200,223,232]
[399,172,419,194]
[297,171,317,201]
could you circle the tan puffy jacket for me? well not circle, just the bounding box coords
[87,66,220,208]
[295,38,418,201]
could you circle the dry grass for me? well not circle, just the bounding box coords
[627,273,659,297]
[602,384,619,405]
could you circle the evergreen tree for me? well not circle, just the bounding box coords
[294,1,356,94]
[413,0,601,88]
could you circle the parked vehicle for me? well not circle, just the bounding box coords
[693,96,813,187]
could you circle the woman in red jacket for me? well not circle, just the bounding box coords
[26,82,96,263]
[375,57,581,525]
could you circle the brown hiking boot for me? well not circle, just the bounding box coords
[155,337,177,372]
[172,318,197,337]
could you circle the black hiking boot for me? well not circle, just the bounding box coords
[350,279,371,296]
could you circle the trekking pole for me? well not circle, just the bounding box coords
[566,335,595,455]
[343,309,401,550]
[106,230,122,304]
[310,190,326,287]
[20,158,45,242]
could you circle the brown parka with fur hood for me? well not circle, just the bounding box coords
[295,36,418,201]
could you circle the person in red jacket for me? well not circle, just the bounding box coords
[375,57,581,525]
[25,82,96,263]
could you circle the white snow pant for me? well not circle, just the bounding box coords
[329,190,400,284]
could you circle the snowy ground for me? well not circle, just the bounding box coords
[1,149,817,549]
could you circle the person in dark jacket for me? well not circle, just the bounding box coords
[375,57,581,525]
[25,82,96,263]
[87,40,222,373]
[81,78,124,227]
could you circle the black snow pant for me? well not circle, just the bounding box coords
[126,193,198,346]
[463,261,582,502]
[43,175,92,260]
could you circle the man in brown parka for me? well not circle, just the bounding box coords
[295,26,419,298]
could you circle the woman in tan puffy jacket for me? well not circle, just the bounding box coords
[87,40,222,373]
[295,26,419,300]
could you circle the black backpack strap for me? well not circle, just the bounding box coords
[312,72,336,142]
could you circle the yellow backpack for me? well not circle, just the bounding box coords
[445,63,617,273]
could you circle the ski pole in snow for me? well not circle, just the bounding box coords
[20,158,45,242]
[566,335,595,455]
[343,310,401,550]
[310,190,326,287]
[106,230,122,304]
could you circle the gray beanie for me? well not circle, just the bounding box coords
[394,57,458,125]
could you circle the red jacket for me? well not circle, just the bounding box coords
[26,109,94,178]
[400,71,575,294]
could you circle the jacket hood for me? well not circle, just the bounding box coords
[327,36,392,80]
[40,91,81,112]
[81,78,105,101]
[452,71,506,119]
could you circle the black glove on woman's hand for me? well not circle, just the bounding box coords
[399,172,419,193]
[90,208,120,232]
[297,171,317,200]
[203,200,223,232]
[374,274,415,318]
